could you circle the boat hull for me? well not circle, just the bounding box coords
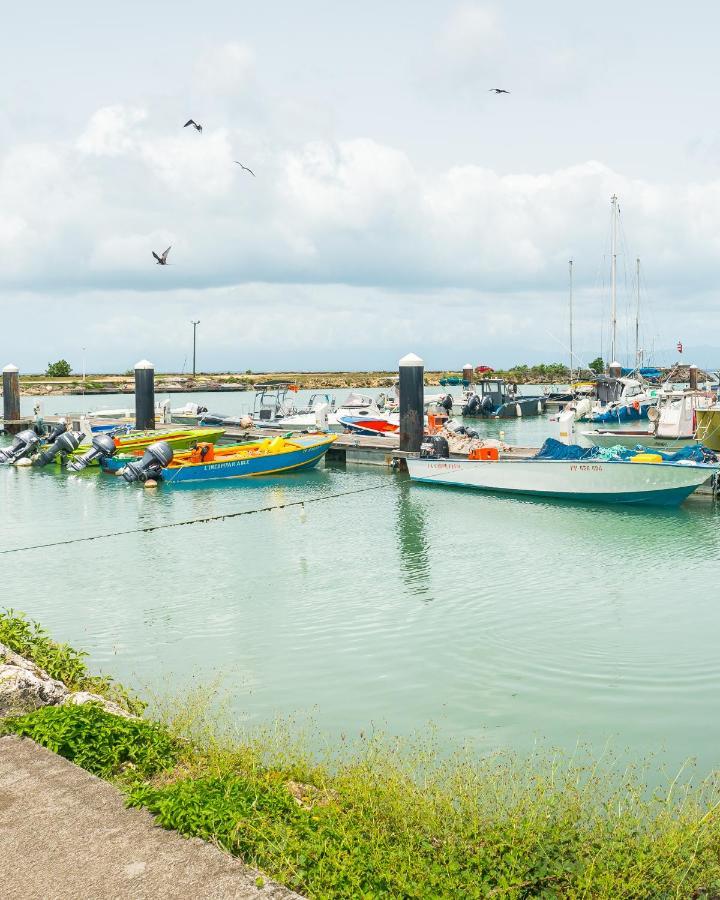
[695,410,720,451]
[162,435,336,483]
[407,457,714,506]
[587,401,654,423]
[452,397,546,418]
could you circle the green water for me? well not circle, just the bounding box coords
[4,391,720,776]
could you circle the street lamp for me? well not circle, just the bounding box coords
[191,320,200,376]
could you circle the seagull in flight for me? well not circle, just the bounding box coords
[234,161,256,177]
[488,88,510,94]
[152,246,172,266]
[183,119,203,133]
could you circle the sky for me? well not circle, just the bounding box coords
[2,1,720,373]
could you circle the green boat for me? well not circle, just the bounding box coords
[66,427,225,468]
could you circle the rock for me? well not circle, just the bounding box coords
[61,692,134,719]
[0,665,68,717]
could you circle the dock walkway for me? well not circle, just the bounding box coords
[0,735,301,900]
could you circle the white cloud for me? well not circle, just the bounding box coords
[77,106,147,157]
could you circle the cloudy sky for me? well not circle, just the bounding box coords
[2,1,720,373]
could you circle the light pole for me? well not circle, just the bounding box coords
[191,320,200,376]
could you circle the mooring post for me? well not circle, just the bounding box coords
[462,362,474,385]
[134,360,155,430]
[609,360,622,379]
[689,364,698,391]
[399,353,424,453]
[2,364,21,434]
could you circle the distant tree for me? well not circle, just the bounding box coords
[588,357,604,374]
[46,360,72,377]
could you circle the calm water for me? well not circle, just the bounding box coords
[4,389,720,776]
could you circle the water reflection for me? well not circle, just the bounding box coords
[395,476,432,601]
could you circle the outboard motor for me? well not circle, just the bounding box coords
[33,431,85,467]
[67,433,118,472]
[0,429,41,465]
[121,441,173,483]
[419,435,450,459]
[43,421,68,444]
[461,394,481,416]
[441,394,454,414]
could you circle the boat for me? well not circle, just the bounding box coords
[335,392,400,435]
[108,434,337,483]
[582,389,716,450]
[584,374,658,423]
[453,379,546,418]
[407,437,716,506]
[259,393,338,431]
[695,408,720,452]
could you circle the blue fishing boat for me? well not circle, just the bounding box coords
[107,434,338,484]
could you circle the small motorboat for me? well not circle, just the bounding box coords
[584,375,658,423]
[107,434,338,483]
[407,436,716,507]
[335,392,399,436]
[453,379,546,419]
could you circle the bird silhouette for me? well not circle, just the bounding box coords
[183,119,202,133]
[234,161,256,177]
[152,246,172,265]
[488,88,510,94]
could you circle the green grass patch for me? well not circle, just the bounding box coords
[0,703,179,778]
[0,609,143,714]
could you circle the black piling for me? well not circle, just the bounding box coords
[399,353,424,453]
[2,364,21,434]
[134,360,155,430]
[689,365,698,391]
[609,361,622,379]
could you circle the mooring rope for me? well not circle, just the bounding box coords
[0,482,391,556]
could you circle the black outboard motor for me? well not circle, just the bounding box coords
[44,421,68,444]
[34,431,85,467]
[441,394,453,414]
[67,433,118,472]
[122,441,173,483]
[0,429,41,465]
[461,394,481,416]
[419,435,450,459]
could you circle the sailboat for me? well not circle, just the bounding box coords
[585,196,658,424]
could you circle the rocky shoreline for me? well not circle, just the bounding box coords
[0,642,130,719]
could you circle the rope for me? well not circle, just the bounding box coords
[0,482,390,557]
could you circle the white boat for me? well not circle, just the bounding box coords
[271,393,340,430]
[582,389,716,449]
[407,443,714,507]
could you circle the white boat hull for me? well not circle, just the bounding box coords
[581,431,696,451]
[407,457,714,506]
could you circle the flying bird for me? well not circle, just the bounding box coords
[183,119,202,133]
[234,161,256,177]
[488,88,510,94]
[152,246,172,266]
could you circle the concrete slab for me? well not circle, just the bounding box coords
[0,736,303,900]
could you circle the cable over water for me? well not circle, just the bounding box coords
[0,481,390,556]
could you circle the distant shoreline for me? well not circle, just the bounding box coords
[10,371,569,396]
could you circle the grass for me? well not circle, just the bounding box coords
[3,611,720,897]
[0,609,144,715]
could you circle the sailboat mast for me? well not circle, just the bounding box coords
[569,259,574,383]
[635,257,640,370]
[610,194,618,366]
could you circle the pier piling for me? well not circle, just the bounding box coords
[134,360,155,430]
[2,364,21,434]
[462,363,474,384]
[689,365,698,390]
[609,360,622,379]
[399,353,424,453]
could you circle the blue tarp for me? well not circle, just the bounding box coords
[535,438,716,464]
[620,367,663,379]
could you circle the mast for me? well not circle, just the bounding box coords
[569,259,574,383]
[610,194,618,366]
[635,257,640,370]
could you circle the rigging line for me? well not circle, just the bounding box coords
[0,481,392,557]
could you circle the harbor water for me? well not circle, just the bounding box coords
[3,388,720,778]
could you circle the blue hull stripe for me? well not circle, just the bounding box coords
[409,478,698,507]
